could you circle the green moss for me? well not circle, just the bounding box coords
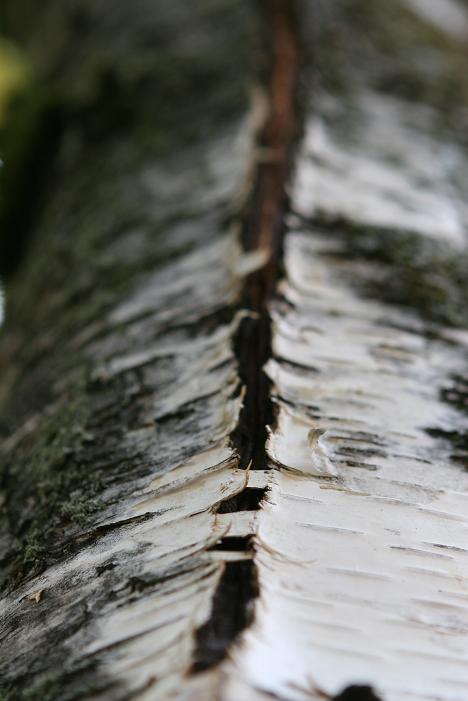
[0,673,61,701]
[0,380,104,591]
[311,213,468,328]
[0,668,109,701]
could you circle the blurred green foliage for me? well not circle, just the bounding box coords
[0,38,30,123]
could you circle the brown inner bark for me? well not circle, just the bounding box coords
[192,0,301,671]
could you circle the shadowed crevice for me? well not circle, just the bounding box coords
[192,0,301,671]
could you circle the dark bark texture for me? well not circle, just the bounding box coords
[0,1,260,698]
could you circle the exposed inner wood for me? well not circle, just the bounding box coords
[192,0,301,672]
[236,0,300,472]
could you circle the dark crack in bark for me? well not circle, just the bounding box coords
[192,0,301,672]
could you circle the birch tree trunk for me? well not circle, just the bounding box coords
[1,2,468,701]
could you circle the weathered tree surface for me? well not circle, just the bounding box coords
[1,1,468,701]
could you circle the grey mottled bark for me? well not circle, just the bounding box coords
[0,1,259,698]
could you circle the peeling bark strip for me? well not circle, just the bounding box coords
[193,0,301,671]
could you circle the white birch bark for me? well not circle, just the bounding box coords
[2,1,468,700]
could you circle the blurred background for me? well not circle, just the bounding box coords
[0,37,30,323]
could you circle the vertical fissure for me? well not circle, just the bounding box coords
[192,0,301,672]
[235,0,301,473]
